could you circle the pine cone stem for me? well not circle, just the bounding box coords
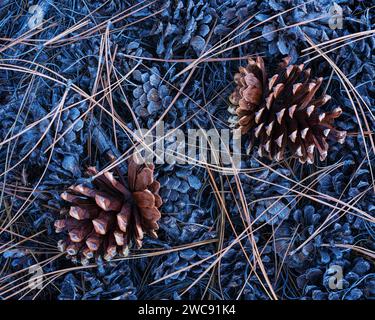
[90,116,127,174]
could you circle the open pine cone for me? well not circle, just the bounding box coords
[54,157,162,264]
[228,56,347,163]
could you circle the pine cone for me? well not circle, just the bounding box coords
[228,56,347,164]
[54,158,162,264]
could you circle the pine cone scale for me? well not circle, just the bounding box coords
[94,193,122,211]
[86,233,101,251]
[69,205,98,220]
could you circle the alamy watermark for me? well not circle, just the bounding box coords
[28,264,44,290]
[131,121,242,175]
[24,2,343,172]
[327,265,343,290]
[28,5,45,29]
[26,2,343,31]
[328,3,344,30]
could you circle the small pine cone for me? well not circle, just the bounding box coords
[228,56,347,163]
[55,158,162,264]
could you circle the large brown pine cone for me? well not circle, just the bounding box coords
[228,56,346,164]
[54,157,162,264]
